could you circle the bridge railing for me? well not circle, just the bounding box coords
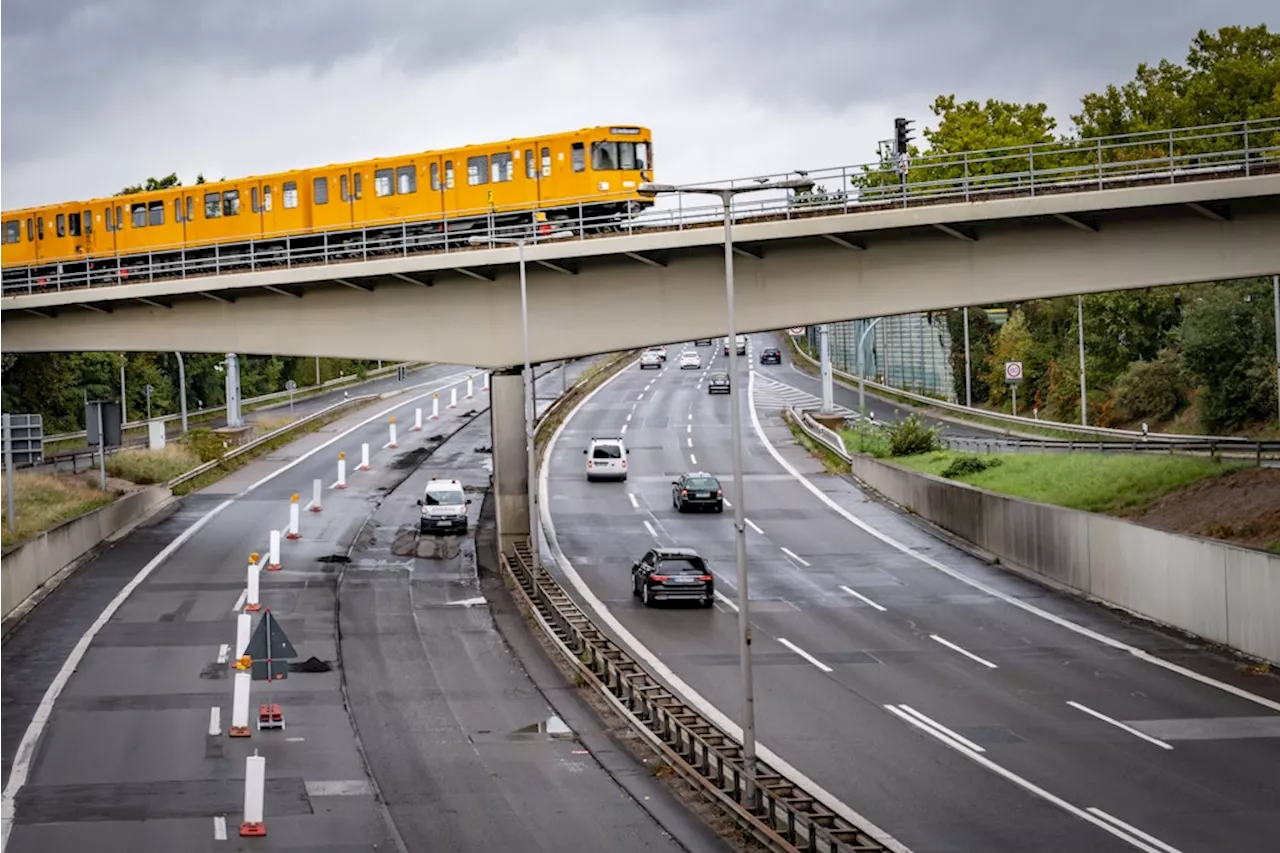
[3,117,1277,297]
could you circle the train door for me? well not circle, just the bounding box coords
[310,168,355,232]
[78,206,95,256]
[344,169,365,229]
[532,140,557,205]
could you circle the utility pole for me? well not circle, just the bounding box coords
[1273,274,1279,428]
[1077,295,1088,426]
[120,360,127,424]
[3,413,16,536]
[175,352,189,433]
[963,307,973,407]
[819,324,833,414]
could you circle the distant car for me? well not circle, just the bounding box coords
[585,436,627,481]
[679,350,701,369]
[672,472,724,513]
[653,345,667,361]
[759,347,782,364]
[708,371,730,394]
[639,350,662,369]
[417,477,470,535]
[723,334,747,355]
[631,547,716,607]
[694,338,713,346]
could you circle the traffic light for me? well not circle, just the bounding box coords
[894,117,914,155]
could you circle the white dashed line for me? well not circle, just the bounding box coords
[687,437,693,447]
[643,520,658,538]
[780,547,810,567]
[840,585,887,611]
[626,413,632,422]
[724,498,732,508]
[208,706,221,737]
[686,424,692,433]
[715,591,740,612]
[689,453,697,466]
[637,393,644,400]
[216,643,229,664]
[745,518,764,535]
[213,815,227,841]
[778,638,833,673]
[628,493,639,509]
[930,634,998,669]
[621,424,628,434]
[688,413,693,420]
[1067,701,1174,750]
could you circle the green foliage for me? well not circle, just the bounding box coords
[181,428,229,462]
[885,414,941,457]
[107,446,202,484]
[841,422,892,458]
[789,184,847,209]
[984,309,1033,407]
[940,454,1003,479]
[117,173,182,195]
[1110,350,1191,423]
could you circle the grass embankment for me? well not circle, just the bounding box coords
[891,450,1242,514]
[107,445,203,485]
[1,473,117,548]
[535,351,641,454]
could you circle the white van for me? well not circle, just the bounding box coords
[585,437,628,482]
[417,477,470,534]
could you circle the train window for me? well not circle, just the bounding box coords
[28,218,34,240]
[205,193,222,218]
[591,142,618,170]
[37,217,44,239]
[314,177,328,205]
[618,143,637,170]
[174,199,183,223]
[148,201,164,226]
[57,214,67,237]
[571,143,585,172]
[186,196,195,222]
[130,205,145,228]
[223,190,241,216]
[636,142,650,171]
[397,165,416,194]
[525,149,535,179]
[83,209,92,234]
[263,185,273,211]
[283,181,299,209]
[445,161,455,189]
[340,174,350,202]
[375,168,394,197]
[491,153,513,183]
[430,163,440,191]
[3,220,18,244]
[252,186,261,212]
[353,173,362,200]
[69,212,81,237]
[102,209,111,232]
[467,156,488,186]
[541,147,551,177]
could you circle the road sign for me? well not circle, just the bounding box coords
[397,365,406,381]
[244,609,297,681]
[788,327,806,335]
[1004,361,1024,383]
[285,380,297,391]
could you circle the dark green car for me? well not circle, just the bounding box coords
[672,473,724,512]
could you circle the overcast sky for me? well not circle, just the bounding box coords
[2,1,1276,211]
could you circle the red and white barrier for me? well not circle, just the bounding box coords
[448,388,458,409]
[387,417,398,448]
[481,371,489,392]
[286,494,301,540]
[236,612,251,658]
[335,452,348,489]
[466,374,474,400]
[310,478,322,512]
[430,394,439,420]
[412,408,423,431]
[266,530,281,571]
[245,553,262,612]
[229,671,251,738]
[239,752,267,836]
[359,443,371,471]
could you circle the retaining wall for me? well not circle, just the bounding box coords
[2,486,171,621]
[845,455,1280,663]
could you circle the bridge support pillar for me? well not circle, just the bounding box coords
[489,367,531,555]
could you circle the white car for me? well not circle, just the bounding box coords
[585,437,628,482]
[640,350,663,369]
[653,345,667,361]
[417,477,470,535]
[679,351,701,369]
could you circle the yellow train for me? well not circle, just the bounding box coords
[1,124,654,290]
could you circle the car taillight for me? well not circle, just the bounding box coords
[651,575,670,582]
[698,575,713,581]
[716,489,723,496]
[681,489,688,496]
[621,460,627,469]
[587,460,594,468]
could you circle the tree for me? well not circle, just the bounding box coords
[789,184,846,210]
[983,309,1033,407]
[117,173,182,196]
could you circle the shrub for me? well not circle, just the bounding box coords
[1110,350,1189,423]
[107,445,203,484]
[181,428,230,462]
[843,421,892,458]
[885,414,941,456]
[941,454,1003,479]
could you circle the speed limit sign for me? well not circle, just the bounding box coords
[1004,361,1023,382]
[788,327,806,335]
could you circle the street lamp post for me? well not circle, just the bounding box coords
[856,317,883,415]
[470,229,572,569]
[639,176,813,806]
[175,352,189,433]
[1077,295,1088,427]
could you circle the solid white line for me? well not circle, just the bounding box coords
[687,437,693,447]
[885,705,980,754]
[1067,701,1174,750]
[778,638,833,673]
[628,493,639,509]
[742,370,1280,715]
[537,357,910,853]
[895,705,987,753]
[780,547,810,567]
[1087,808,1185,853]
[689,453,697,466]
[231,589,247,614]
[216,644,229,665]
[744,518,764,535]
[643,520,658,539]
[723,498,732,508]
[715,591,740,612]
[840,585,887,612]
[213,815,227,841]
[208,706,221,737]
[930,634,999,669]
[1,369,478,846]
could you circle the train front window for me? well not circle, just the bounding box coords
[591,141,618,170]
[590,141,649,171]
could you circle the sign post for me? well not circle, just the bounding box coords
[3,414,16,535]
[1004,361,1024,417]
[245,608,298,731]
[285,379,297,412]
[787,327,806,336]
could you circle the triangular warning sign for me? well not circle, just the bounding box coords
[244,609,298,682]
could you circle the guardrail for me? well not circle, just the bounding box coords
[797,409,848,457]
[943,433,1280,464]
[502,544,891,853]
[4,116,1276,296]
[788,337,1257,445]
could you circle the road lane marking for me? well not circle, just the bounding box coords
[930,634,998,669]
[689,453,697,466]
[715,591,740,612]
[780,547,810,567]
[686,424,692,433]
[208,707,221,737]
[687,437,692,447]
[643,520,658,539]
[893,704,987,753]
[840,585,886,611]
[688,413,693,420]
[1067,701,1174,750]
[620,424,627,434]
[778,639,833,673]
[213,815,227,841]
[628,493,639,509]
[216,644,229,664]
[724,498,732,508]
[626,413,632,422]
[1087,808,1184,853]
[232,589,247,614]
[744,518,764,535]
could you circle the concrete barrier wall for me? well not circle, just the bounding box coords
[2,486,170,621]
[845,454,1280,663]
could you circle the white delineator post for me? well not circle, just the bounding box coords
[310,478,322,512]
[359,443,371,470]
[245,553,262,612]
[448,388,458,409]
[412,408,423,431]
[481,371,489,392]
[466,374,475,400]
[229,671,251,738]
[335,452,348,489]
[430,393,440,420]
[387,417,398,448]
[267,530,281,571]
[286,494,301,540]
[239,751,267,836]
[236,612,251,657]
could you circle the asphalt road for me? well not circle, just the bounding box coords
[542,337,1280,853]
[3,355,718,852]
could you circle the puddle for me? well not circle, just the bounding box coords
[392,447,430,470]
[289,656,333,673]
[317,554,351,564]
[508,714,575,740]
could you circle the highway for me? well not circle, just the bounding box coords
[541,336,1280,853]
[2,358,723,852]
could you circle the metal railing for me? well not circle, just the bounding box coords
[4,117,1277,297]
[942,434,1280,464]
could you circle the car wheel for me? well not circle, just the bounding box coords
[716,503,724,513]
[642,584,652,607]
[632,577,640,597]
[701,596,715,608]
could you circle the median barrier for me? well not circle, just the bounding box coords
[789,406,1280,664]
